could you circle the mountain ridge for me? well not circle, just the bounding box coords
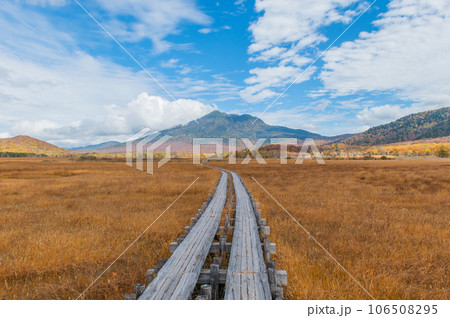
[341,107,450,146]
[159,110,324,141]
[7,108,447,155]
[72,110,330,153]
[72,108,450,152]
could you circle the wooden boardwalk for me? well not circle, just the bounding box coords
[138,171,228,300]
[224,171,272,300]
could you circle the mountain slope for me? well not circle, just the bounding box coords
[342,107,450,146]
[73,110,324,153]
[160,110,322,141]
[0,136,73,156]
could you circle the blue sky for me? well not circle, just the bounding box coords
[1,0,449,147]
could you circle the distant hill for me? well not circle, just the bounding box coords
[73,110,325,153]
[342,107,450,146]
[0,136,73,156]
[69,141,121,151]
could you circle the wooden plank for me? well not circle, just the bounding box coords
[224,171,271,300]
[138,172,228,300]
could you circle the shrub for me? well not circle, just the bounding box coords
[435,146,449,158]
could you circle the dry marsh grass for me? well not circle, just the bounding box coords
[1,158,448,300]
[0,158,218,299]
[210,159,450,299]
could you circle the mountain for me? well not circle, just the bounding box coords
[69,141,121,151]
[0,136,73,156]
[73,111,325,153]
[72,108,450,153]
[342,107,450,146]
[160,110,322,141]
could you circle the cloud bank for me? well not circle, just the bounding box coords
[11,93,214,147]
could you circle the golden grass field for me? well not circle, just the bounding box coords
[0,158,449,299]
[210,159,450,300]
[0,158,218,300]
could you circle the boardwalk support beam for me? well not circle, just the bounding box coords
[198,284,212,300]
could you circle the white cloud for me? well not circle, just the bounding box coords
[95,0,212,53]
[11,120,61,137]
[321,0,450,108]
[161,59,179,68]
[315,99,331,111]
[240,88,277,104]
[242,0,360,102]
[234,0,247,14]
[248,0,358,54]
[355,104,439,127]
[0,47,154,128]
[356,105,407,126]
[254,104,352,136]
[112,93,214,132]
[198,28,216,34]
[24,0,66,6]
[240,65,316,103]
[172,76,242,103]
[10,93,214,147]
[0,41,234,142]
[199,25,231,34]
[335,97,373,110]
[0,132,10,139]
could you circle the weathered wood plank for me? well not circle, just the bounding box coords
[138,172,228,300]
[224,171,271,300]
